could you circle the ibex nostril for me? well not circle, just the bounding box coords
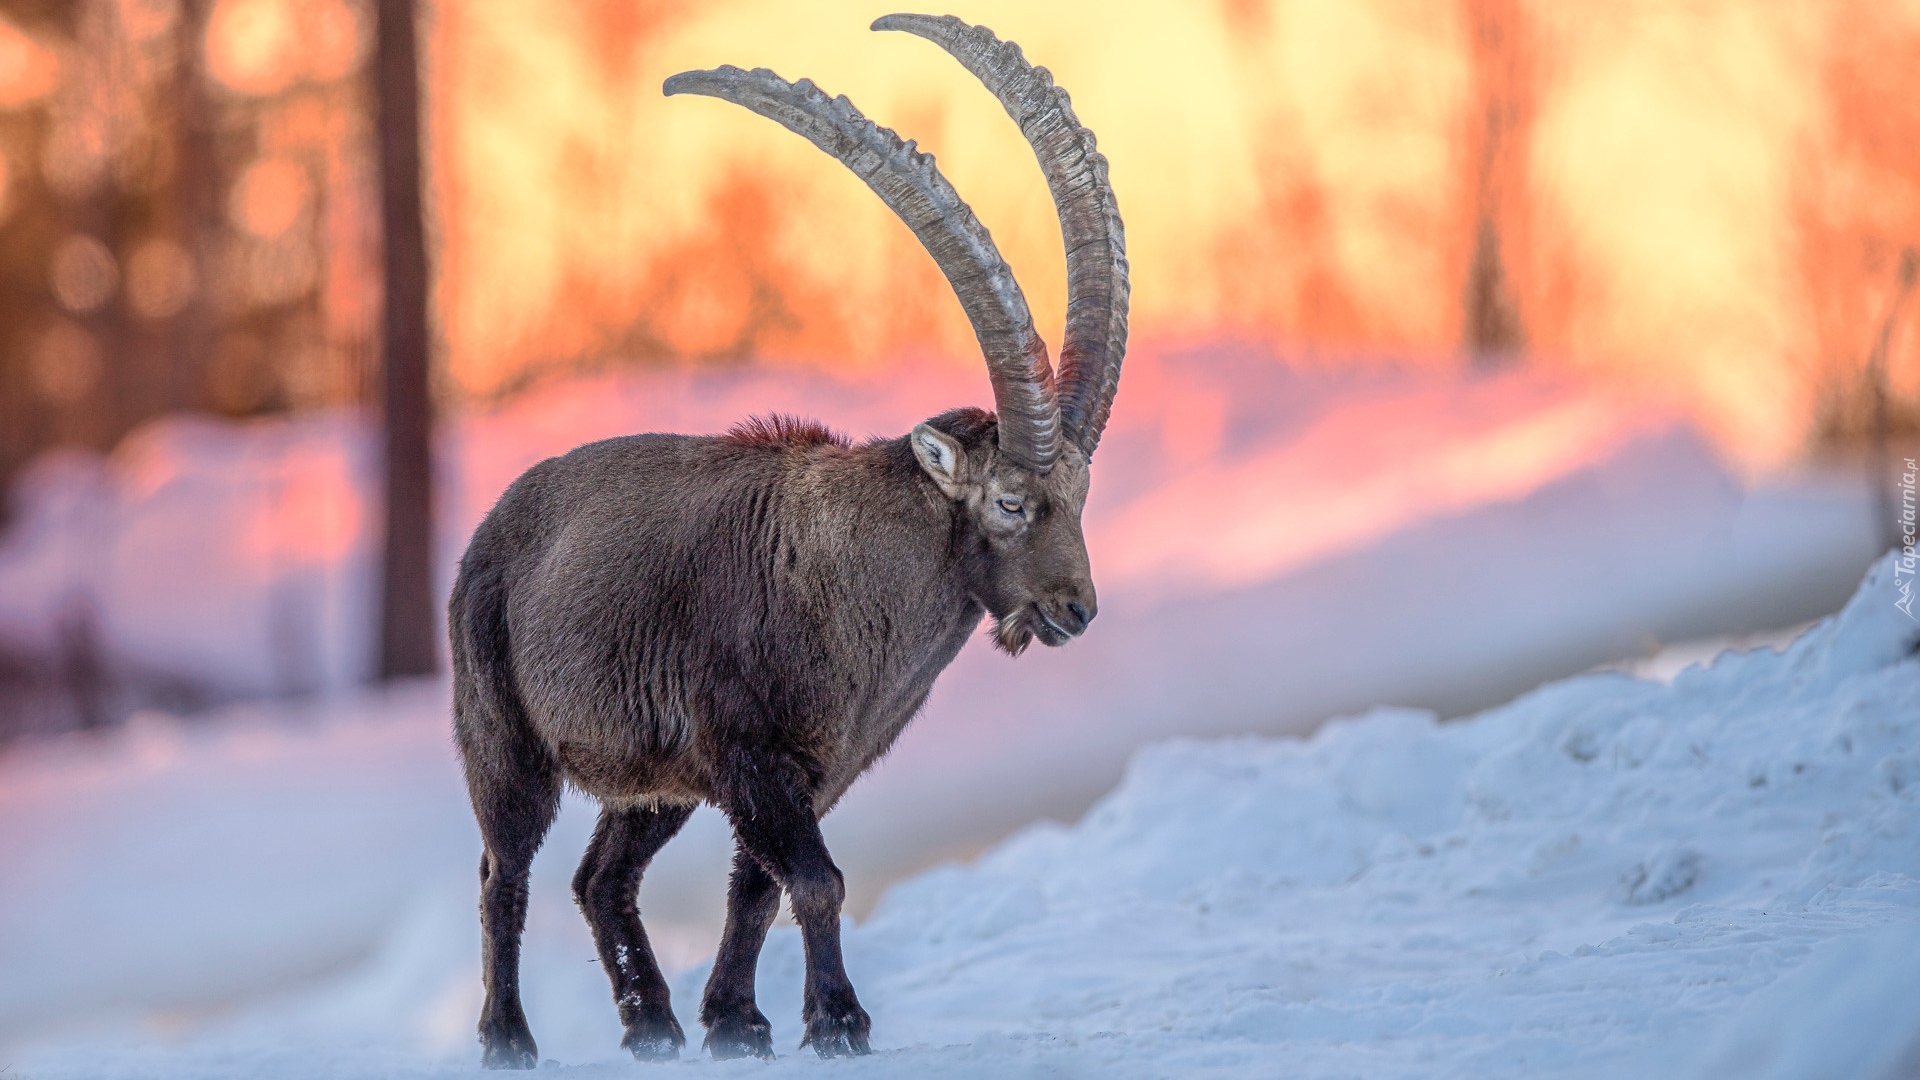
[1065,601,1091,631]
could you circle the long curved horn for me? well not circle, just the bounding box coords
[664,66,1062,473]
[873,14,1129,457]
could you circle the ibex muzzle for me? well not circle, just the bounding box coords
[450,14,1127,1068]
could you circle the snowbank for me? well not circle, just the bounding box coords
[793,553,1920,1078]
[5,557,1917,1078]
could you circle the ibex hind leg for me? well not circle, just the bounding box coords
[466,745,561,1069]
[452,562,562,1069]
[573,802,695,1061]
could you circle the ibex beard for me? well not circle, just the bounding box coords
[449,13,1128,1068]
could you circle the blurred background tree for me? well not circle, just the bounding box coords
[372,0,434,680]
[0,0,380,521]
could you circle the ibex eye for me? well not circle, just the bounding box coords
[997,497,1023,515]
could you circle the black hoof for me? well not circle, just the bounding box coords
[480,1027,539,1070]
[703,1006,775,1060]
[801,1006,872,1058]
[622,1010,686,1063]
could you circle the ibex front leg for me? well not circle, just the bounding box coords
[574,802,696,1061]
[713,752,871,1057]
[699,846,781,1059]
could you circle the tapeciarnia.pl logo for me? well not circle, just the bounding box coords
[1897,457,1917,620]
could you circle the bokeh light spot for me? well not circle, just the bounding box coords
[40,119,108,199]
[50,235,120,314]
[207,0,299,96]
[126,239,199,319]
[207,0,364,95]
[231,157,311,237]
[0,16,59,108]
[304,0,368,83]
[31,322,104,405]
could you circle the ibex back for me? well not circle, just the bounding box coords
[450,14,1128,1067]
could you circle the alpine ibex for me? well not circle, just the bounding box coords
[450,14,1128,1067]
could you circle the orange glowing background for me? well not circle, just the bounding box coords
[384,2,1912,468]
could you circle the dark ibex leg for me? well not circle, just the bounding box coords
[573,801,696,1061]
[716,757,870,1058]
[472,762,560,1070]
[699,846,781,1059]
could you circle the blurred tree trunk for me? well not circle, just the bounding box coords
[1462,0,1528,369]
[166,0,217,416]
[374,0,437,680]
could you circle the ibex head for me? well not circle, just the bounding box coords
[911,410,1094,654]
[667,13,1129,657]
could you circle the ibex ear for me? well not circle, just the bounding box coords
[910,422,971,498]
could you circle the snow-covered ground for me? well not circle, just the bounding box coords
[0,347,1903,1074]
[3,557,1916,1078]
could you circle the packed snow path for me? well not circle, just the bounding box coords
[5,558,1919,1079]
